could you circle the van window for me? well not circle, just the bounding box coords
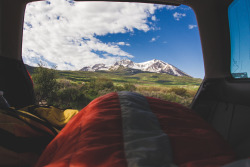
[23,0,203,108]
[229,0,250,79]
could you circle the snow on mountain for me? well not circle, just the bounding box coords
[80,59,191,77]
[80,64,109,71]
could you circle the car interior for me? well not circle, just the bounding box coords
[1,0,250,165]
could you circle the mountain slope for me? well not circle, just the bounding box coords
[80,59,191,77]
[25,64,202,86]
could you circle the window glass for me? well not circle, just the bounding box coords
[229,0,250,78]
[23,0,203,108]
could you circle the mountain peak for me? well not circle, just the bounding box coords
[114,59,134,66]
[80,59,191,77]
[143,59,165,64]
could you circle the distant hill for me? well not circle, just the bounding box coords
[80,59,191,77]
[25,64,202,86]
[58,70,202,86]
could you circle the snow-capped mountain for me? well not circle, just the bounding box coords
[80,64,109,71]
[80,59,191,77]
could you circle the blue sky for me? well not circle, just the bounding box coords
[23,0,204,78]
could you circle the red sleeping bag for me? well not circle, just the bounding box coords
[35,92,236,167]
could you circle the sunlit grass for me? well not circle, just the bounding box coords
[28,66,202,108]
[56,70,201,107]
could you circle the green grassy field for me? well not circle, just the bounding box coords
[27,65,203,108]
[58,70,202,86]
[58,70,202,106]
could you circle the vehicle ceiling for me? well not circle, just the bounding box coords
[0,0,233,79]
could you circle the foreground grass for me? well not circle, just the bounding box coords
[58,70,202,86]
[56,70,202,107]
[28,65,202,108]
[135,85,199,107]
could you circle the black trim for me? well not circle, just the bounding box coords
[0,128,53,153]
[0,56,35,108]
[73,0,182,6]
[1,108,58,136]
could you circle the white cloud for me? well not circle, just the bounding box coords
[173,12,186,21]
[150,36,159,42]
[165,5,178,10]
[151,15,156,21]
[188,24,197,29]
[116,42,130,46]
[154,4,177,10]
[23,0,158,70]
[151,38,156,42]
[179,6,192,11]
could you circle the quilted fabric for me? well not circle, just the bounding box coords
[35,92,236,167]
[0,108,57,167]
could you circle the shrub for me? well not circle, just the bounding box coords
[58,79,73,89]
[123,83,136,91]
[80,77,116,102]
[163,93,182,103]
[98,88,115,96]
[115,85,125,91]
[32,64,58,105]
[94,78,114,90]
[170,87,187,97]
[53,87,90,109]
[114,83,136,92]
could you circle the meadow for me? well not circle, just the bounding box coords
[59,70,202,107]
[27,65,203,109]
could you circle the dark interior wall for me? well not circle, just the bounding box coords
[188,0,250,159]
[187,0,232,79]
[0,56,35,108]
[192,78,250,159]
[0,0,35,108]
[1,0,27,61]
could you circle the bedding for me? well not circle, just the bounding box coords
[0,108,57,167]
[35,91,236,167]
